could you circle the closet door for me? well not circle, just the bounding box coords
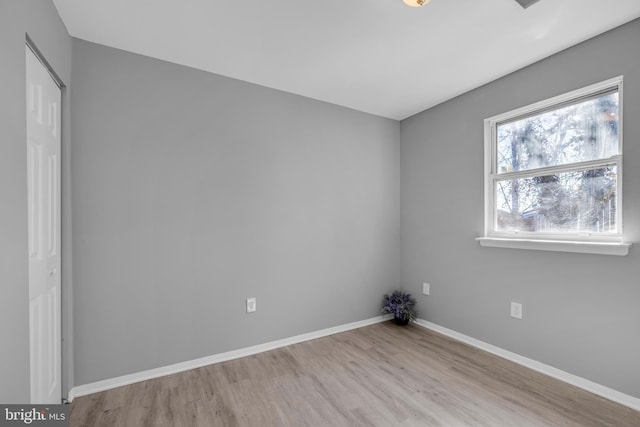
[26,45,62,404]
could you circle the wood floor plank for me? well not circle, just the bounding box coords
[70,322,640,426]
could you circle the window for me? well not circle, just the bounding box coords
[478,77,631,256]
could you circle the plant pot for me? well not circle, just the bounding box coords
[394,316,410,326]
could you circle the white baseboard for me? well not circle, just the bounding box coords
[68,314,393,402]
[415,319,640,412]
[69,315,640,412]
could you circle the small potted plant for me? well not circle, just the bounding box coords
[382,290,417,325]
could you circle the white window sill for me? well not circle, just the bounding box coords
[476,237,631,256]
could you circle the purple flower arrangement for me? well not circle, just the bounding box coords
[382,290,417,324]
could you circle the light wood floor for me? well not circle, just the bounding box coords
[70,321,640,426]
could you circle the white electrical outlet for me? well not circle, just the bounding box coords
[510,302,522,319]
[247,297,256,313]
[422,283,430,295]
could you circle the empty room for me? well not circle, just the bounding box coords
[2,0,640,426]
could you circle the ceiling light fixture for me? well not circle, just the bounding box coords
[403,0,431,7]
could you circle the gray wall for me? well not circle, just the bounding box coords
[70,40,400,385]
[401,18,640,398]
[0,0,72,402]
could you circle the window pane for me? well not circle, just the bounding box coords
[495,166,617,233]
[497,93,619,173]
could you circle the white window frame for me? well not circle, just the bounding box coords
[477,76,631,256]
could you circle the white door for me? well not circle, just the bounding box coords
[26,45,62,404]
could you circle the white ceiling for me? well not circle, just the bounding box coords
[52,0,640,120]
